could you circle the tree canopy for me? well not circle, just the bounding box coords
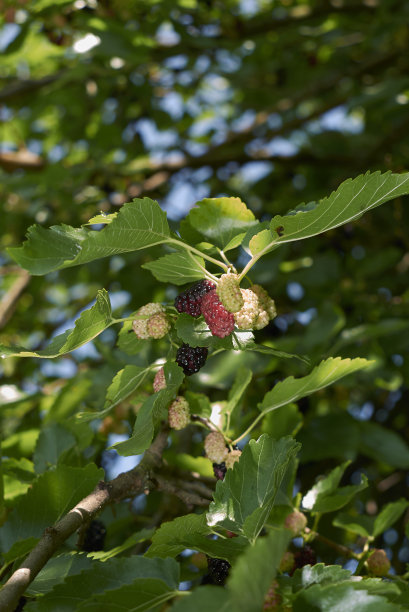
[1,1,409,611]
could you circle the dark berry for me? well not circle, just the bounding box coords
[82,519,106,552]
[206,556,231,585]
[292,545,316,573]
[201,290,235,338]
[213,461,227,480]
[176,343,208,375]
[175,280,216,317]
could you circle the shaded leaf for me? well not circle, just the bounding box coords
[207,435,300,542]
[142,251,206,285]
[228,529,290,612]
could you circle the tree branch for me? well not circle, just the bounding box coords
[0,430,170,612]
[0,269,30,329]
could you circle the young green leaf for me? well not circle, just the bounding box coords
[8,198,171,275]
[259,357,372,416]
[142,251,207,285]
[207,434,300,542]
[0,289,113,359]
[104,365,150,413]
[112,363,184,456]
[145,513,247,563]
[222,366,252,417]
[186,197,258,249]
[372,499,409,538]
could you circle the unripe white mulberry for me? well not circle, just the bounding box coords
[252,285,276,322]
[216,274,244,313]
[153,367,166,392]
[366,549,391,576]
[284,510,307,536]
[234,288,259,330]
[147,312,171,339]
[168,396,190,430]
[132,303,164,339]
[225,449,242,469]
[204,432,228,463]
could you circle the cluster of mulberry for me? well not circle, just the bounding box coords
[132,303,170,340]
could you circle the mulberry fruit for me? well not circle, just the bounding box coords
[168,396,190,430]
[292,545,316,572]
[279,551,295,573]
[176,343,208,375]
[284,510,307,536]
[366,549,391,576]
[206,557,231,585]
[213,462,227,480]
[132,303,164,339]
[234,288,259,330]
[153,367,166,392]
[225,449,242,469]
[205,432,227,463]
[252,285,277,328]
[201,290,235,338]
[216,273,244,313]
[174,280,216,317]
[82,519,106,552]
[263,580,281,611]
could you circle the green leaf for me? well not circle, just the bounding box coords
[104,365,150,413]
[31,556,180,612]
[90,528,155,562]
[268,171,409,247]
[207,434,300,542]
[142,251,206,285]
[259,357,372,417]
[222,366,252,416]
[145,513,247,564]
[333,513,374,538]
[8,198,171,275]
[0,289,113,359]
[246,342,310,364]
[293,582,402,612]
[116,319,144,355]
[249,228,275,256]
[227,529,291,612]
[0,464,103,559]
[76,581,178,611]
[175,313,254,350]
[170,586,232,611]
[372,499,409,538]
[33,423,76,473]
[302,461,368,513]
[185,391,212,418]
[186,197,258,249]
[27,554,94,595]
[359,421,409,469]
[292,563,353,590]
[113,363,184,456]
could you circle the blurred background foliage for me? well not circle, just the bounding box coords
[1,0,409,576]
